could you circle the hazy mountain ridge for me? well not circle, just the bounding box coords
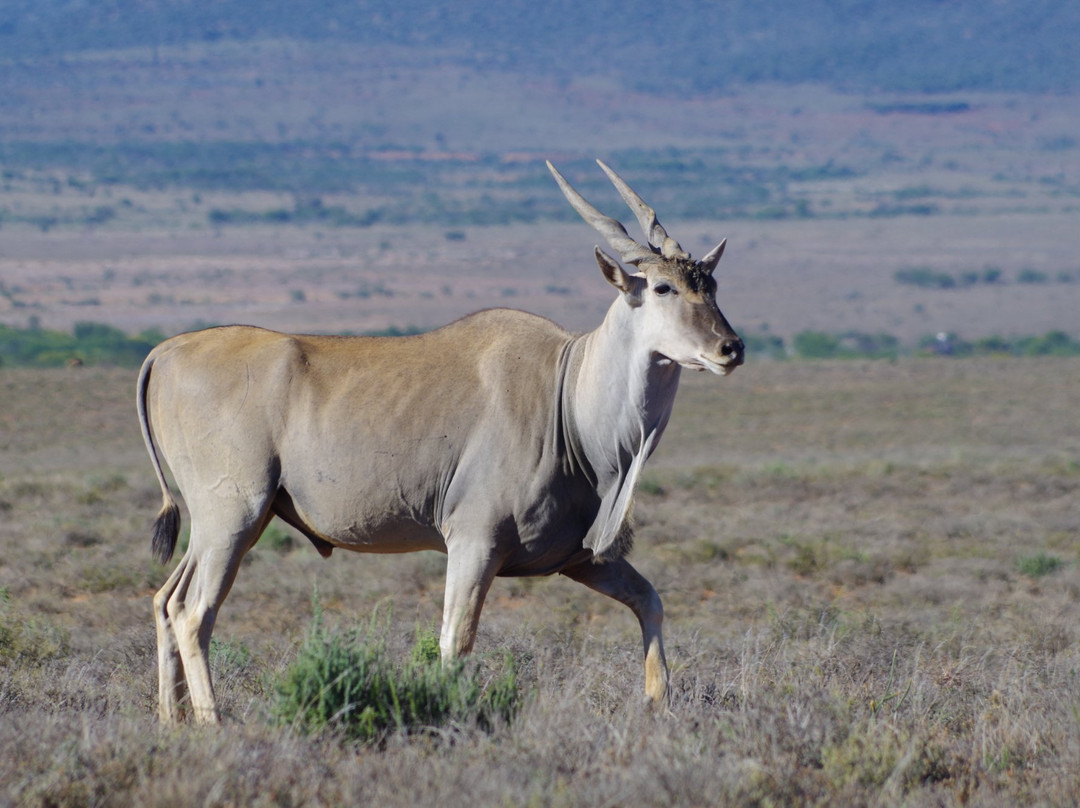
[2,0,1078,93]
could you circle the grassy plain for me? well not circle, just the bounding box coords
[1,357,1078,805]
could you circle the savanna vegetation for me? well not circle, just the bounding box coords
[0,144,911,228]
[0,321,430,368]
[0,321,163,368]
[1,358,1078,805]
[5,319,1079,369]
[894,266,1077,290]
[1,3,1078,803]
[3,136,1076,231]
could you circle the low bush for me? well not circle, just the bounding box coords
[894,266,957,289]
[920,330,1080,357]
[743,332,787,360]
[1016,552,1064,578]
[791,330,898,360]
[271,611,519,743]
[1017,268,1049,284]
[0,321,163,367]
[0,595,70,665]
[792,330,841,359]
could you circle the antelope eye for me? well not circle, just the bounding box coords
[654,283,673,296]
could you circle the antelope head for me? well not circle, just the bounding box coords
[548,160,744,375]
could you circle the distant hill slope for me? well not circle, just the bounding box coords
[1,0,1077,93]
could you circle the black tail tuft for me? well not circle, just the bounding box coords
[151,501,181,565]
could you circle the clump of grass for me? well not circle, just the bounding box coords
[636,475,666,497]
[672,464,738,491]
[0,597,69,665]
[1016,552,1064,578]
[821,722,952,794]
[271,611,519,743]
[80,564,140,594]
[259,521,296,554]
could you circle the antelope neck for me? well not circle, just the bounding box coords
[561,296,681,486]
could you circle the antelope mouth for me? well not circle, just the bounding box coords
[681,356,741,376]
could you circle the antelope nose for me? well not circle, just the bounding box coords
[720,337,744,366]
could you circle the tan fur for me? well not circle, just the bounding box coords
[140,161,744,722]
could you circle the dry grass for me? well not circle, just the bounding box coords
[1,358,1079,805]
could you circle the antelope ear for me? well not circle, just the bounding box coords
[699,238,727,275]
[594,247,644,301]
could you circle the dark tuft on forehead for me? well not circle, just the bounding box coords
[653,258,714,295]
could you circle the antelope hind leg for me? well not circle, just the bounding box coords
[153,550,193,722]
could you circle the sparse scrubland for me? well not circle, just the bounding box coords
[2,3,1078,802]
[1,358,1078,805]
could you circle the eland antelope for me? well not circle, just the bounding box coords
[139,160,744,723]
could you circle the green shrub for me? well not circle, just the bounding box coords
[259,522,296,554]
[919,330,1080,358]
[1017,268,1049,284]
[894,266,956,289]
[0,600,70,664]
[793,331,841,359]
[975,334,1014,355]
[0,320,162,367]
[1017,331,1080,357]
[839,331,899,359]
[636,475,667,497]
[1017,552,1064,578]
[744,333,787,360]
[271,614,519,742]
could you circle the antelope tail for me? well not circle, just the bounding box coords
[137,354,181,565]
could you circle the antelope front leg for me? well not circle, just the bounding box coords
[561,557,669,704]
[440,541,501,661]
